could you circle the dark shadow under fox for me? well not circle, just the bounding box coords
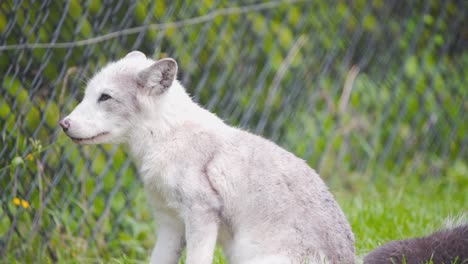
[364,224,468,264]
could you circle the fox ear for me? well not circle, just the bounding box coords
[137,58,177,95]
[125,50,146,60]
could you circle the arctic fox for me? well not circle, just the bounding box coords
[60,51,355,264]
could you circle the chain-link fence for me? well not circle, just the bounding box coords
[1,0,467,262]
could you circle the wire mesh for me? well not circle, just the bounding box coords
[0,0,467,261]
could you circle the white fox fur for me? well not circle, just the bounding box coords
[61,51,355,264]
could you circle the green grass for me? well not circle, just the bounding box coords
[2,168,467,264]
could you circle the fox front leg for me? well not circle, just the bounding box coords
[149,213,185,264]
[184,210,219,264]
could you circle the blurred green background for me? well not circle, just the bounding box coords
[0,0,467,263]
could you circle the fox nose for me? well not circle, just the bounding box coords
[59,118,70,132]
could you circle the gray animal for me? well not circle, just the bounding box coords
[59,51,355,264]
[365,224,468,264]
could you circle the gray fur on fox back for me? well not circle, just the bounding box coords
[60,51,355,264]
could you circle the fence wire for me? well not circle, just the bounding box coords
[1,0,467,261]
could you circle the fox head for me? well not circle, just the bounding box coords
[59,51,178,144]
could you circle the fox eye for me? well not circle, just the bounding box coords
[98,93,112,102]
